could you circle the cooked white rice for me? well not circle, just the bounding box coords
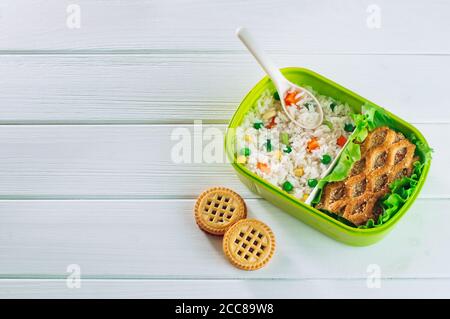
[236,89,353,201]
[284,88,321,127]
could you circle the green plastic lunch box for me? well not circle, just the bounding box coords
[224,67,431,246]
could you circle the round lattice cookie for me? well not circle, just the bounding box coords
[194,187,247,235]
[223,219,275,271]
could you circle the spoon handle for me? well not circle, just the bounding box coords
[236,27,288,92]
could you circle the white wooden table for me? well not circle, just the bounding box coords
[0,0,449,298]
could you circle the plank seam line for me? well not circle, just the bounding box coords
[0,277,449,282]
[0,121,448,126]
[0,196,445,201]
[1,50,450,56]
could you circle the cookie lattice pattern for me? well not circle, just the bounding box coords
[317,126,417,225]
[202,193,237,224]
[232,225,269,263]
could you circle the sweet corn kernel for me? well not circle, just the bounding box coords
[302,193,309,202]
[262,108,277,121]
[236,155,247,164]
[273,150,282,161]
[244,134,253,143]
[294,167,304,177]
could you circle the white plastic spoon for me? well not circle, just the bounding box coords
[236,27,323,129]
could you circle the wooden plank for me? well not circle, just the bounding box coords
[1,278,449,298]
[0,0,449,53]
[0,54,449,124]
[0,199,448,279]
[0,123,443,199]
